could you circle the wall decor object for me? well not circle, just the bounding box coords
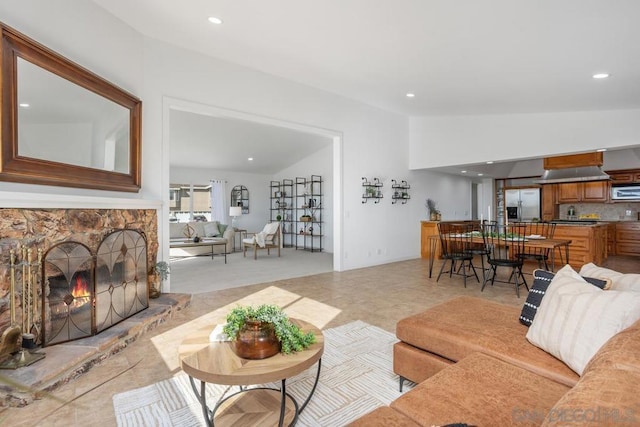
[231,185,249,214]
[362,177,383,203]
[0,23,142,192]
[391,179,411,204]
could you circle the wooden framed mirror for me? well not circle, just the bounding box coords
[0,23,142,192]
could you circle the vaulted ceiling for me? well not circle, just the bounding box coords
[93,0,640,116]
[92,1,640,176]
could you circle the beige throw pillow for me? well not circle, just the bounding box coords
[579,262,640,291]
[526,264,640,375]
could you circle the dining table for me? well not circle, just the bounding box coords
[426,234,572,278]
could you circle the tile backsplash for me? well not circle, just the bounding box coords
[559,202,640,221]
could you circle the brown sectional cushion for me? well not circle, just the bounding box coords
[396,296,579,387]
[391,352,570,427]
[393,341,453,384]
[346,406,421,427]
[541,368,640,426]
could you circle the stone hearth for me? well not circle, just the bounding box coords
[0,207,166,406]
[1,293,191,407]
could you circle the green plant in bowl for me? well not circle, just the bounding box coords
[222,305,315,354]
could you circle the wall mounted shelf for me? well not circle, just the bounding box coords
[362,177,383,203]
[391,179,411,204]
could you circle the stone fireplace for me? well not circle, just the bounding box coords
[0,208,159,357]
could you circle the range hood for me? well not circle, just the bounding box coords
[535,166,611,184]
[535,152,611,184]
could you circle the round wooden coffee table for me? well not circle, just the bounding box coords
[179,318,324,427]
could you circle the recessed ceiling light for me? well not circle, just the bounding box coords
[208,16,223,25]
[477,173,484,176]
[19,103,29,108]
[592,73,610,79]
[596,148,607,152]
[406,93,415,98]
[461,170,467,173]
[247,157,253,161]
[486,161,494,164]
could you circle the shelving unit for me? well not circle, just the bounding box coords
[294,175,323,252]
[391,179,410,204]
[362,177,383,203]
[269,179,294,247]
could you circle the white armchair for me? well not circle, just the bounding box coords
[242,222,281,260]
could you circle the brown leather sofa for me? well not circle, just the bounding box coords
[349,296,640,426]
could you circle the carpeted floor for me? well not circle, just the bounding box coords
[112,321,411,426]
[168,248,334,294]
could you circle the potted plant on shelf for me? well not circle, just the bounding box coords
[222,304,315,359]
[426,198,441,221]
[300,214,312,222]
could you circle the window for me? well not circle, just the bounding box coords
[169,184,211,222]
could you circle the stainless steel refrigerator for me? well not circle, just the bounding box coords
[505,188,541,221]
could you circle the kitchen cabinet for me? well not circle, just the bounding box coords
[556,181,608,203]
[607,170,640,184]
[557,183,581,203]
[607,223,616,256]
[421,221,440,259]
[552,224,608,269]
[421,220,482,260]
[582,181,609,202]
[541,184,557,221]
[543,152,603,169]
[615,222,640,256]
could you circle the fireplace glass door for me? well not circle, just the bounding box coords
[43,243,94,346]
[95,230,149,333]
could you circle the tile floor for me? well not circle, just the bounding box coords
[1,255,637,426]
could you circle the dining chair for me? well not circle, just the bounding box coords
[436,222,479,287]
[481,222,529,297]
[468,220,495,282]
[514,221,556,270]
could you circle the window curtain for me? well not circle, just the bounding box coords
[210,180,227,222]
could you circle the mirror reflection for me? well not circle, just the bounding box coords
[17,58,130,173]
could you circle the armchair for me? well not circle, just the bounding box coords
[242,222,281,260]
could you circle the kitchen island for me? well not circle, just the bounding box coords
[551,221,608,269]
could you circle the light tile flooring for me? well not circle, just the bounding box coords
[1,255,637,426]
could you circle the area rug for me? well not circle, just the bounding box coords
[112,320,412,426]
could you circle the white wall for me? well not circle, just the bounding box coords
[1,1,480,276]
[143,38,426,271]
[170,167,272,233]
[410,110,640,169]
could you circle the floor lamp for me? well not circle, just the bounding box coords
[229,206,242,230]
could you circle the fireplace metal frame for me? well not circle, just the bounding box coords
[41,229,149,347]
